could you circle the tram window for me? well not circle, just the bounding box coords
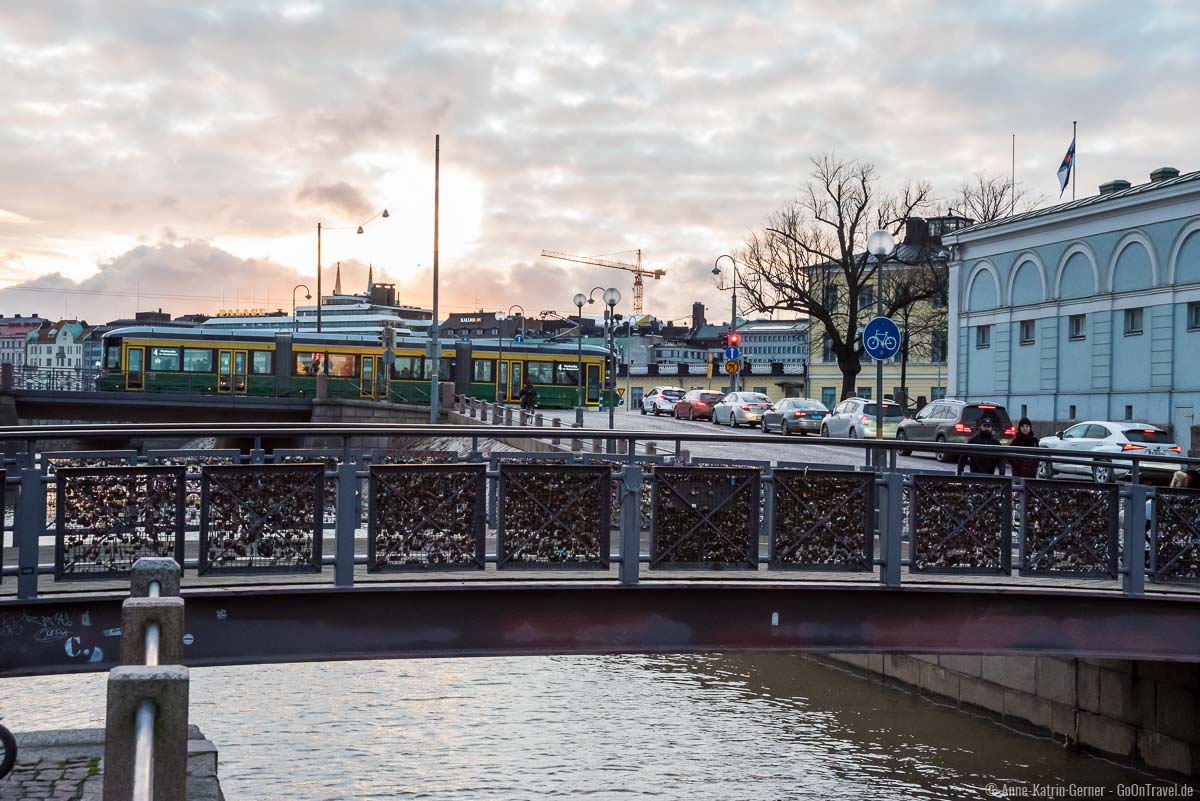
[104,345,121,369]
[182,348,214,372]
[326,353,357,377]
[392,356,424,380]
[251,351,272,374]
[149,347,181,371]
[294,353,322,375]
[526,361,553,384]
[554,361,580,386]
[473,359,494,382]
[438,358,454,381]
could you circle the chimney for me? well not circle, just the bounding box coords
[903,217,929,246]
[1099,179,1131,195]
[1150,167,1180,183]
[691,302,706,331]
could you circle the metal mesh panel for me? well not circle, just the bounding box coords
[200,464,323,574]
[43,451,138,528]
[55,467,185,580]
[911,474,1012,574]
[771,469,875,571]
[1150,486,1200,583]
[497,464,611,569]
[148,450,240,527]
[651,467,760,569]
[1020,479,1119,578]
[368,464,486,571]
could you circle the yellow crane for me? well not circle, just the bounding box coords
[540,248,666,315]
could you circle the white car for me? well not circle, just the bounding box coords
[820,397,904,439]
[640,386,686,416]
[1037,421,1183,483]
[712,391,775,427]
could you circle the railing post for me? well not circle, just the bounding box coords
[552,418,561,446]
[881,471,903,588]
[1123,483,1148,595]
[15,465,45,600]
[334,454,358,587]
[504,407,514,426]
[619,464,642,585]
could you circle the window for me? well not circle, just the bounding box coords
[1069,404,1077,419]
[931,289,947,309]
[473,359,494,382]
[182,348,213,372]
[555,361,580,386]
[104,345,121,369]
[526,361,554,384]
[1068,314,1086,340]
[753,386,768,395]
[1085,424,1111,439]
[822,285,839,311]
[148,347,180,371]
[976,325,990,348]
[251,351,272,375]
[1124,404,1133,421]
[822,335,835,363]
[295,353,321,376]
[858,386,872,399]
[821,386,837,408]
[1063,423,1088,439]
[392,356,424,379]
[1188,302,1200,331]
[1124,307,1143,335]
[858,286,873,309]
[931,386,946,401]
[930,331,947,363]
[325,353,357,377]
[1020,404,1028,419]
[1019,320,1035,345]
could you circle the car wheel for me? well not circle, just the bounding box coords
[934,434,949,463]
[688,408,695,421]
[848,427,857,439]
[821,424,829,437]
[1037,460,1053,480]
[780,420,789,436]
[640,404,647,415]
[897,430,912,457]
[1093,460,1115,484]
[730,414,739,428]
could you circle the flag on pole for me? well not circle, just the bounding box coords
[1057,136,1076,197]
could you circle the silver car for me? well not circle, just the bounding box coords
[821,397,904,439]
[1037,421,1183,483]
[712,391,775,427]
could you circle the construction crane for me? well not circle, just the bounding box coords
[540,248,666,315]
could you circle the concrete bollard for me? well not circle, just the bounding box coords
[493,404,502,425]
[592,438,603,453]
[505,408,514,426]
[120,597,185,666]
[571,432,582,452]
[535,413,543,427]
[646,442,657,455]
[552,418,561,446]
[103,665,190,801]
[130,557,181,598]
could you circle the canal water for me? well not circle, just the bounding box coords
[1,653,1176,799]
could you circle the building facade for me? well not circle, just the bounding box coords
[0,315,46,367]
[26,320,87,369]
[944,167,1200,452]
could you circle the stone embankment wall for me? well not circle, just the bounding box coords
[827,653,1199,776]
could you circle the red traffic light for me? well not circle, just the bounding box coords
[728,332,740,346]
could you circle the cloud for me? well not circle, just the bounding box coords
[297,179,372,218]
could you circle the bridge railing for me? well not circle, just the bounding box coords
[2,422,1199,601]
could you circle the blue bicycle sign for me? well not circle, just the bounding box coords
[863,316,902,360]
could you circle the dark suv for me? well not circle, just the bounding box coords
[895,399,1014,460]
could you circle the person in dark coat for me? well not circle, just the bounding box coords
[519,377,538,410]
[1008,417,1039,478]
[957,417,1006,476]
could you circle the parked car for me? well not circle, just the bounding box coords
[821,397,904,439]
[673,389,726,421]
[1037,421,1183,483]
[762,398,829,435]
[712,391,775,427]
[895,399,1015,460]
[640,386,686,416]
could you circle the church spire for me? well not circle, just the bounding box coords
[367,263,374,292]
[333,261,342,295]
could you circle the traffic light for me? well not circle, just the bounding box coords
[728,332,741,347]
[719,333,728,348]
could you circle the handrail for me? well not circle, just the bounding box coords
[131,578,162,800]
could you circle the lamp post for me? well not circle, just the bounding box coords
[291,285,311,333]
[712,254,738,392]
[315,209,389,333]
[602,287,621,434]
[573,292,587,408]
[494,305,525,403]
[866,229,896,450]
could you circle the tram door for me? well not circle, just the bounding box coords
[585,363,601,404]
[126,347,144,391]
[218,349,248,394]
[499,360,522,403]
[360,355,377,399]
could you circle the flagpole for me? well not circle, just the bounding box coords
[1011,133,1016,216]
[1072,120,1077,201]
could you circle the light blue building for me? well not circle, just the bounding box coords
[944,167,1200,453]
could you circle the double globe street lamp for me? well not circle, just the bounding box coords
[571,288,621,434]
[866,229,897,449]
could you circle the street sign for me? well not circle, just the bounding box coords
[724,359,740,375]
[618,397,624,406]
[459,336,469,343]
[381,350,396,366]
[617,387,626,397]
[514,334,524,343]
[724,346,740,361]
[863,316,902,361]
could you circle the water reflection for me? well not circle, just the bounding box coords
[0,653,1174,799]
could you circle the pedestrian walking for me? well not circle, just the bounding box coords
[957,417,1006,476]
[1008,417,1039,478]
[519,376,538,410]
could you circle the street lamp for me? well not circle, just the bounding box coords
[866,229,896,447]
[602,287,621,434]
[573,292,587,408]
[712,254,738,392]
[315,209,389,333]
[291,284,312,333]
[494,305,525,403]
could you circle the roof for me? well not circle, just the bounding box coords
[945,169,1200,240]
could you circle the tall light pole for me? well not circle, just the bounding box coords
[494,305,524,403]
[315,210,389,333]
[573,292,586,408]
[429,134,441,423]
[291,285,311,333]
[602,287,621,433]
[866,230,896,446]
[712,254,738,392]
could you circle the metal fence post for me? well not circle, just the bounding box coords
[15,465,45,599]
[1123,483,1148,595]
[552,417,561,446]
[881,471,903,588]
[334,455,358,587]
[619,464,643,585]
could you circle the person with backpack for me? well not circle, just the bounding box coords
[957,417,1006,476]
[519,376,538,410]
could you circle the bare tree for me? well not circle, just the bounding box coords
[952,172,1042,223]
[738,154,943,401]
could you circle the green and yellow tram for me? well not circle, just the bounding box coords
[98,327,611,408]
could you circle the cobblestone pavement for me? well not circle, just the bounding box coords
[0,756,100,801]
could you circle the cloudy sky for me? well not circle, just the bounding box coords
[0,1,1196,325]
